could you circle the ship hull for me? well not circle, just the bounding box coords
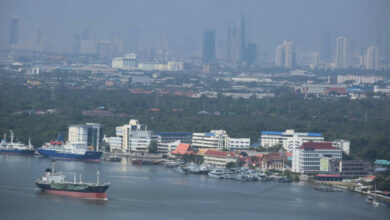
[36,182,109,199]
[0,149,35,155]
[37,149,102,161]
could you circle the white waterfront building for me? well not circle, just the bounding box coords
[292,142,342,174]
[192,130,250,151]
[116,119,151,153]
[260,129,324,151]
[103,136,122,152]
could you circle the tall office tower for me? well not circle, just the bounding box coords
[245,42,257,65]
[226,15,246,63]
[335,36,348,68]
[275,41,296,68]
[320,31,330,62]
[202,29,216,63]
[365,46,379,70]
[9,15,19,47]
[275,45,285,67]
[283,41,296,68]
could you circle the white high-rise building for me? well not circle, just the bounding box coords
[275,45,285,67]
[365,46,379,70]
[283,41,295,68]
[335,37,348,68]
[116,119,151,153]
[275,41,295,68]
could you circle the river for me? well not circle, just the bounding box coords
[0,154,388,220]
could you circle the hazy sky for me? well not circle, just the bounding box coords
[0,0,389,54]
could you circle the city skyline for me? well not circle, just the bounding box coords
[0,0,389,58]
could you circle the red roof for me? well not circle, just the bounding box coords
[205,150,235,157]
[298,142,337,150]
[171,143,191,155]
[263,152,283,161]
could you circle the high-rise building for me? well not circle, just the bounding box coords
[275,45,285,67]
[275,41,296,68]
[68,123,103,151]
[320,31,330,62]
[9,15,19,47]
[244,42,257,66]
[116,119,152,153]
[226,15,246,63]
[202,29,216,63]
[365,46,379,70]
[283,41,296,68]
[335,36,348,68]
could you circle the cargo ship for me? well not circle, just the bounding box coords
[38,141,102,161]
[35,163,110,199]
[0,130,35,155]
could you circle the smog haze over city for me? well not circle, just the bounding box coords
[1,1,390,220]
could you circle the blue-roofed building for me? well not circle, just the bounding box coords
[260,129,324,151]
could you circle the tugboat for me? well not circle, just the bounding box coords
[35,162,110,199]
[0,130,35,155]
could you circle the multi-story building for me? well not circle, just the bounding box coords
[192,130,229,150]
[204,150,237,167]
[365,46,379,70]
[337,75,383,84]
[260,129,324,151]
[335,36,348,68]
[116,119,151,153]
[157,140,180,154]
[68,123,103,151]
[292,142,342,174]
[112,53,137,70]
[202,29,216,63]
[192,130,250,151]
[9,15,19,47]
[103,136,122,152]
[275,41,296,68]
[340,160,372,178]
[228,138,251,150]
[153,132,193,144]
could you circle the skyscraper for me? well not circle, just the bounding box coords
[283,41,296,68]
[275,45,285,67]
[275,41,296,68]
[335,36,348,68]
[320,31,330,62]
[9,15,19,47]
[226,15,246,63]
[365,46,379,70]
[202,29,216,63]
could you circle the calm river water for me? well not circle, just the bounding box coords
[0,154,389,220]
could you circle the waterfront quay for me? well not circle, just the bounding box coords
[1,154,390,220]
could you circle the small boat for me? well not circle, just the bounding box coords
[106,156,121,162]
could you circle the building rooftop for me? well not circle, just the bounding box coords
[298,142,337,150]
[171,143,191,155]
[205,150,235,157]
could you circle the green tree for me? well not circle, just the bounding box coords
[148,140,158,153]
